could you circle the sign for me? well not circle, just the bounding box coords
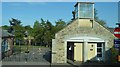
[114,27,120,38]
[114,39,120,48]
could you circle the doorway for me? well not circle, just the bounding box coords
[87,43,97,61]
[74,43,83,62]
[67,42,83,62]
[67,42,74,61]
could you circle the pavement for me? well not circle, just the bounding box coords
[1,63,74,67]
[1,47,120,67]
[2,47,51,66]
[1,47,76,67]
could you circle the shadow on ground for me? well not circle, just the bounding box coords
[43,50,51,63]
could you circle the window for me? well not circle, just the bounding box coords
[97,43,103,58]
[8,42,10,50]
[4,39,8,51]
[79,3,93,18]
[2,39,9,52]
[97,54,102,57]
[75,5,78,18]
[97,43,102,47]
[97,48,102,52]
[2,40,5,52]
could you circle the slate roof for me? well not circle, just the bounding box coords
[0,28,14,37]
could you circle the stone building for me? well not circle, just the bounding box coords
[52,2,115,63]
[0,28,14,59]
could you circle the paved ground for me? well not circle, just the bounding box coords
[2,47,74,67]
[2,47,120,67]
[2,48,74,67]
[2,47,51,65]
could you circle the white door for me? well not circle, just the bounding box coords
[74,43,83,61]
[87,43,97,61]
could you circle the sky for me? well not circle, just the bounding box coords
[2,2,118,28]
[1,0,120,2]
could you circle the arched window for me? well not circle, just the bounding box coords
[2,39,9,52]
[2,39,5,52]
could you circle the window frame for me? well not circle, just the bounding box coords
[79,3,94,19]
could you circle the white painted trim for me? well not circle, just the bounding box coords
[66,36,105,62]
[67,39,84,42]
[69,36,101,40]
[93,3,94,20]
[78,3,80,18]
[88,40,105,42]
[64,41,67,63]
[95,43,97,60]
[104,41,108,62]
[96,43,104,61]
[67,36,105,42]
[84,41,88,62]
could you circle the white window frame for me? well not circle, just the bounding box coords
[96,43,104,61]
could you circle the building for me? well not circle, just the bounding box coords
[24,36,34,46]
[0,28,14,59]
[52,2,115,63]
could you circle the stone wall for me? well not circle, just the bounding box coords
[52,19,115,63]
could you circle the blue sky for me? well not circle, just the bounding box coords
[2,2,118,28]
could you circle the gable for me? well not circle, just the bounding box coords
[55,19,115,40]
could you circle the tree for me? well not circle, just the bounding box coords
[2,25,10,30]
[9,18,24,45]
[9,18,22,26]
[43,20,53,47]
[54,19,67,33]
[24,25,33,36]
[33,19,47,46]
[33,20,41,45]
[94,9,107,27]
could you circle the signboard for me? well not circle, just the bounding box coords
[114,39,120,48]
[114,27,120,38]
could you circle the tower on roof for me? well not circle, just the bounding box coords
[72,2,94,20]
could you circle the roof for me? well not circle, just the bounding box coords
[0,28,14,38]
[108,28,114,34]
[74,2,94,7]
